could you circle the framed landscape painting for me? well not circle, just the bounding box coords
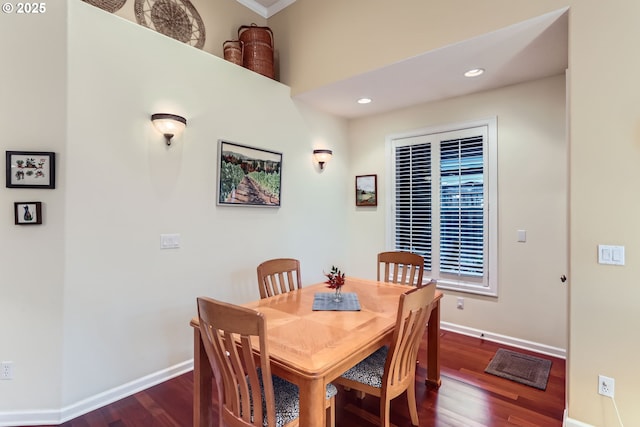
[217,140,282,207]
[355,174,377,206]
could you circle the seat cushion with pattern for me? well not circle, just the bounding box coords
[253,370,338,427]
[339,346,388,389]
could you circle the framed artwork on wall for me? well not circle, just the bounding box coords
[217,140,282,207]
[355,174,377,206]
[14,202,42,225]
[6,151,56,189]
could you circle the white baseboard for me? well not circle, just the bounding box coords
[564,416,594,427]
[0,359,193,427]
[441,321,567,359]
[0,409,61,427]
[1,325,567,426]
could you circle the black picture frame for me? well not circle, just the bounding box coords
[355,174,378,206]
[14,202,42,225]
[217,140,282,207]
[6,151,56,189]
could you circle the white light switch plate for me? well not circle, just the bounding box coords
[160,233,180,249]
[598,244,624,265]
[517,229,527,242]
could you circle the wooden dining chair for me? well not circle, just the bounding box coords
[377,251,424,286]
[257,258,302,299]
[197,296,337,427]
[332,281,437,427]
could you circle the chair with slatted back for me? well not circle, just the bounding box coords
[257,258,302,299]
[377,251,424,286]
[332,281,437,427]
[197,296,337,427]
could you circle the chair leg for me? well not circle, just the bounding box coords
[406,382,419,426]
[380,398,392,427]
[326,396,335,427]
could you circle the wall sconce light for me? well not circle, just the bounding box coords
[151,113,187,145]
[313,149,333,170]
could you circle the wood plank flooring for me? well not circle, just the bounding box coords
[24,330,565,426]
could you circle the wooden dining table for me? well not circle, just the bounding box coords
[190,276,443,427]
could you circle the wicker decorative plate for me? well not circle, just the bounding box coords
[82,0,127,13]
[134,0,206,49]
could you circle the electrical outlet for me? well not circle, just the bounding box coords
[598,374,614,398]
[456,297,464,310]
[0,362,13,380]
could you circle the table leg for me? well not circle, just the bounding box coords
[425,299,441,388]
[193,327,215,427]
[297,377,326,427]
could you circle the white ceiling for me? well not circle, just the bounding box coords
[239,2,569,119]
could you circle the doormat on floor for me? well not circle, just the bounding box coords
[485,348,552,390]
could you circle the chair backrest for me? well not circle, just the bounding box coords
[377,251,424,286]
[257,258,302,299]
[197,296,277,427]
[383,281,437,395]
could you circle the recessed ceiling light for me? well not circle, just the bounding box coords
[464,68,485,78]
[357,98,372,104]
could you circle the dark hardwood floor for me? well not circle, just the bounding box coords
[25,330,565,427]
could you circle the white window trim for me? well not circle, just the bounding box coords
[385,117,498,297]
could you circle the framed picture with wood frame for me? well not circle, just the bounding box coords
[355,174,377,206]
[6,151,56,189]
[14,202,42,225]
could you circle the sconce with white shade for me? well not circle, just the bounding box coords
[313,149,333,170]
[151,113,187,145]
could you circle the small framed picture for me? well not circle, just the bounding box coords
[14,202,42,225]
[6,151,56,189]
[356,174,377,206]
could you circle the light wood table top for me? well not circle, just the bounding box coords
[191,276,443,427]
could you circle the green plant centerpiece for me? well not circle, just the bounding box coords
[325,265,346,302]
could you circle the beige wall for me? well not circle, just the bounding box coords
[0,0,349,419]
[268,0,563,94]
[567,2,640,425]
[3,0,640,426]
[272,1,640,425]
[345,75,568,351]
[0,0,67,413]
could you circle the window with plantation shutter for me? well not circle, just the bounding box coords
[388,119,497,296]
[394,142,433,270]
